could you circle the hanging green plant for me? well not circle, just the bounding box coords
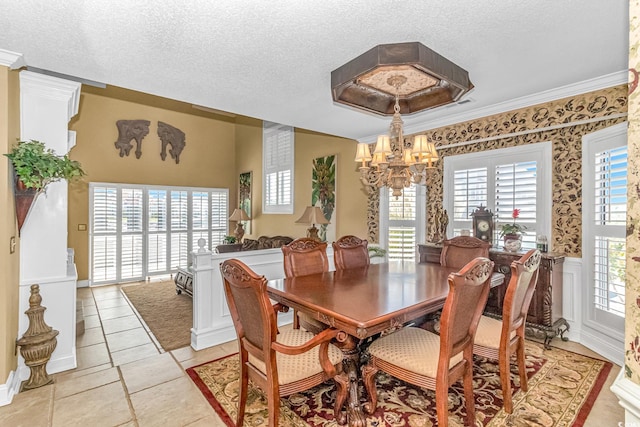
[4,139,85,190]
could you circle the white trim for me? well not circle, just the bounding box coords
[357,70,628,143]
[262,122,295,214]
[0,370,21,407]
[611,368,640,424]
[76,279,90,288]
[20,71,81,124]
[0,48,25,69]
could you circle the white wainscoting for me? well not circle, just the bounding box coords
[190,246,335,350]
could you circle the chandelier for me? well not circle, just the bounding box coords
[331,42,472,199]
[354,75,439,198]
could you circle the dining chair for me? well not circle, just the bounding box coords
[332,235,370,270]
[220,258,344,427]
[281,237,329,332]
[473,248,542,413]
[362,257,495,427]
[440,235,491,269]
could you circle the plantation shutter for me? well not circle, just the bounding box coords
[90,184,228,285]
[494,161,537,247]
[387,185,418,261]
[147,189,167,273]
[91,186,118,282]
[263,121,294,213]
[592,145,627,317]
[452,167,487,233]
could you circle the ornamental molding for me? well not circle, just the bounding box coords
[0,48,25,69]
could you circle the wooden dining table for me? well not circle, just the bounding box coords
[267,260,504,426]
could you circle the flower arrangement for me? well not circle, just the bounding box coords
[499,208,527,237]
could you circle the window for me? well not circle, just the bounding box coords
[380,184,426,261]
[444,143,552,249]
[263,121,294,213]
[583,122,627,335]
[90,183,228,285]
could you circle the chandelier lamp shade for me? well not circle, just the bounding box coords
[295,206,330,241]
[354,76,440,198]
[228,208,250,243]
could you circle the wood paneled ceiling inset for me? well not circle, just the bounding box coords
[331,42,474,116]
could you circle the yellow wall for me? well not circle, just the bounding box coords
[69,90,237,280]
[235,117,368,241]
[0,66,21,381]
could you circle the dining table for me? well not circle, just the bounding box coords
[267,260,504,426]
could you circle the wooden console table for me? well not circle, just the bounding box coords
[418,244,569,348]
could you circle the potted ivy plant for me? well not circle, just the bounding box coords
[4,139,85,232]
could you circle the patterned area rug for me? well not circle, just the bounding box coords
[187,341,612,427]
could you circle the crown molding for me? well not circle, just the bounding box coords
[358,70,629,142]
[0,48,26,69]
[20,71,81,121]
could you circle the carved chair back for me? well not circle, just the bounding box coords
[282,238,329,278]
[220,258,344,426]
[440,236,491,269]
[473,249,541,413]
[332,235,370,270]
[282,238,329,331]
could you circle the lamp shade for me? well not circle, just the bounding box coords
[412,135,429,155]
[229,208,250,221]
[295,206,330,225]
[354,142,372,162]
[373,135,391,155]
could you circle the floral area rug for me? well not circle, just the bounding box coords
[186,341,612,426]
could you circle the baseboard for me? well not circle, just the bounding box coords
[611,367,640,423]
[76,279,89,288]
[579,326,624,366]
[191,326,237,351]
[0,370,21,407]
[17,351,76,382]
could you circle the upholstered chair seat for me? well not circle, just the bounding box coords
[248,328,343,385]
[473,316,516,352]
[368,327,463,379]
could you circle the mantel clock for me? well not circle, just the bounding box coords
[471,206,494,244]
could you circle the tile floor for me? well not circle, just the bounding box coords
[0,281,626,426]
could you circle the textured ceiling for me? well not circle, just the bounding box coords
[0,1,629,142]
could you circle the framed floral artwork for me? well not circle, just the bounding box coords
[311,155,336,242]
[239,171,252,235]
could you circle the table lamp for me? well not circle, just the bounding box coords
[228,208,250,243]
[295,206,330,241]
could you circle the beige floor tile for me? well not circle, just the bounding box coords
[82,304,98,315]
[84,314,102,329]
[106,328,153,352]
[98,305,135,320]
[179,346,229,369]
[129,376,214,427]
[111,343,160,366]
[96,297,129,310]
[102,315,143,334]
[76,342,111,371]
[91,288,123,301]
[76,287,93,299]
[54,367,120,400]
[52,381,132,427]
[120,352,184,394]
[584,365,625,425]
[54,363,113,382]
[219,339,239,355]
[76,327,105,348]
[0,385,53,427]
[184,414,228,426]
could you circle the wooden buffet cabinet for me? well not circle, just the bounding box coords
[418,244,569,347]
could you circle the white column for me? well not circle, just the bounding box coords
[17,71,81,378]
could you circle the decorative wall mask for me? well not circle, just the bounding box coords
[114,120,150,158]
[157,121,186,164]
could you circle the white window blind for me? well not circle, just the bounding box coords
[90,183,228,285]
[444,143,551,248]
[453,167,487,234]
[592,145,627,317]
[263,121,294,213]
[380,184,426,261]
